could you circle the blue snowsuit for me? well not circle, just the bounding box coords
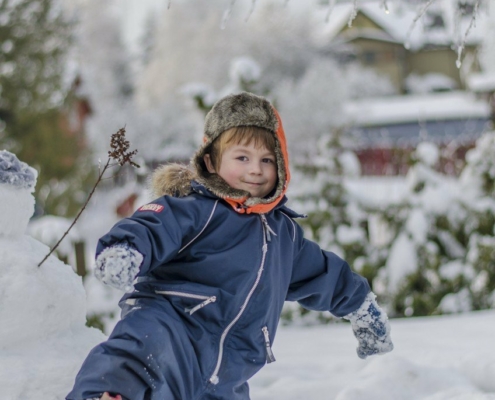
[67,182,370,400]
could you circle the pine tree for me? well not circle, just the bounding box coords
[0,0,89,216]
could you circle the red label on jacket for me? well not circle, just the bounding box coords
[138,203,164,213]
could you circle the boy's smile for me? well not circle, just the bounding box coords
[204,142,277,198]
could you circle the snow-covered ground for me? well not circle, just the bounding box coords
[251,311,495,400]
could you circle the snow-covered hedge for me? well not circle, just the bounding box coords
[288,131,495,321]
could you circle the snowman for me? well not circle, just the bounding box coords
[0,150,105,399]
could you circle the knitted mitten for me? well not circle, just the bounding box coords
[344,292,394,359]
[94,243,143,292]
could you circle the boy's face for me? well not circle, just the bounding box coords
[204,141,277,198]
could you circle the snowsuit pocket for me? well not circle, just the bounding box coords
[155,290,217,315]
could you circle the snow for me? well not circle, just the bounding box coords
[466,71,495,93]
[415,142,440,167]
[345,176,407,207]
[344,91,491,127]
[405,73,458,94]
[439,260,473,281]
[385,232,418,293]
[336,224,366,245]
[438,288,472,314]
[28,215,81,260]
[0,184,36,238]
[312,0,487,51]
[228,56,261,86]
[250,310,495,400]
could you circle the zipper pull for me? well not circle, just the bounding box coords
[185,296,216,315]
[261,214,277,242]
[262,326,276,363]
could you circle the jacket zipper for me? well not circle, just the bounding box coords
[262,326,276,363]
[209,215,270,385]
[155,290,216,315]
[261,213,277,242]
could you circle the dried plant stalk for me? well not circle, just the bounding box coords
[38,127,139,267]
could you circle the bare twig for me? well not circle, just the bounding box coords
[38,127,139,267]
[455,0,481,69]
[405,0,436,50]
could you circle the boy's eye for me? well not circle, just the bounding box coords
[236,156,248,161]
[263,158,275,163]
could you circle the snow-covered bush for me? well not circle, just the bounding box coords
[283,132,386,324]
[181,56,265,115]
[371,135,495,317]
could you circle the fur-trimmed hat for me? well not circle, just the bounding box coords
[204,92,279,141]
[193,92,280,178]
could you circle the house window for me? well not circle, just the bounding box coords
[362,51,376,65]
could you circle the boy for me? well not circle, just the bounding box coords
[67,92,393,400]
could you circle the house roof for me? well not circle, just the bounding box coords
[344,91,491,127]
[345,91,492,148]
[312,0,486,51]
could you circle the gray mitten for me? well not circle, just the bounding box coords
[94,242,143,292]
[344,292,394,359]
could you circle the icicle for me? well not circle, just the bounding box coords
[381,0,389,14]
[348,0,358,28]
[455,0,481,69]
[221,0,236,30]
[167,0,172,9]
[245,0,257,22]
[405,0,435,51]
[325,0,337,23]
[284,0,290,7]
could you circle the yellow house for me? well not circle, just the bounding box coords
[314,0,484,93]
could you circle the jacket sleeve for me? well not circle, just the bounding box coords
[96,195,212,277]
[286,223,370,317]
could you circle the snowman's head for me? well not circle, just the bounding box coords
[0,151,37,238]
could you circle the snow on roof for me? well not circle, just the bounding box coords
[344,91,491,127]
[467,72,495,93]
[312,0,486,51]
[330,27,401,46]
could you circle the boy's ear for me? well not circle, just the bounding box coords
[203,154,216,173]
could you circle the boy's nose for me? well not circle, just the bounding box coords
[249,162,263,174]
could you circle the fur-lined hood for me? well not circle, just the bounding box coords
[150,92,291,214]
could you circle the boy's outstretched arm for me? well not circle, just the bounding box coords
[343,291,394,359]
[286,223,393,359]
[93,196,216,291]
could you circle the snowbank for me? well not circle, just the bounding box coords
[0,235,105,399]
[250,310,495,400]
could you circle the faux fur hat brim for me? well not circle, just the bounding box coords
[204,92,279,140]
